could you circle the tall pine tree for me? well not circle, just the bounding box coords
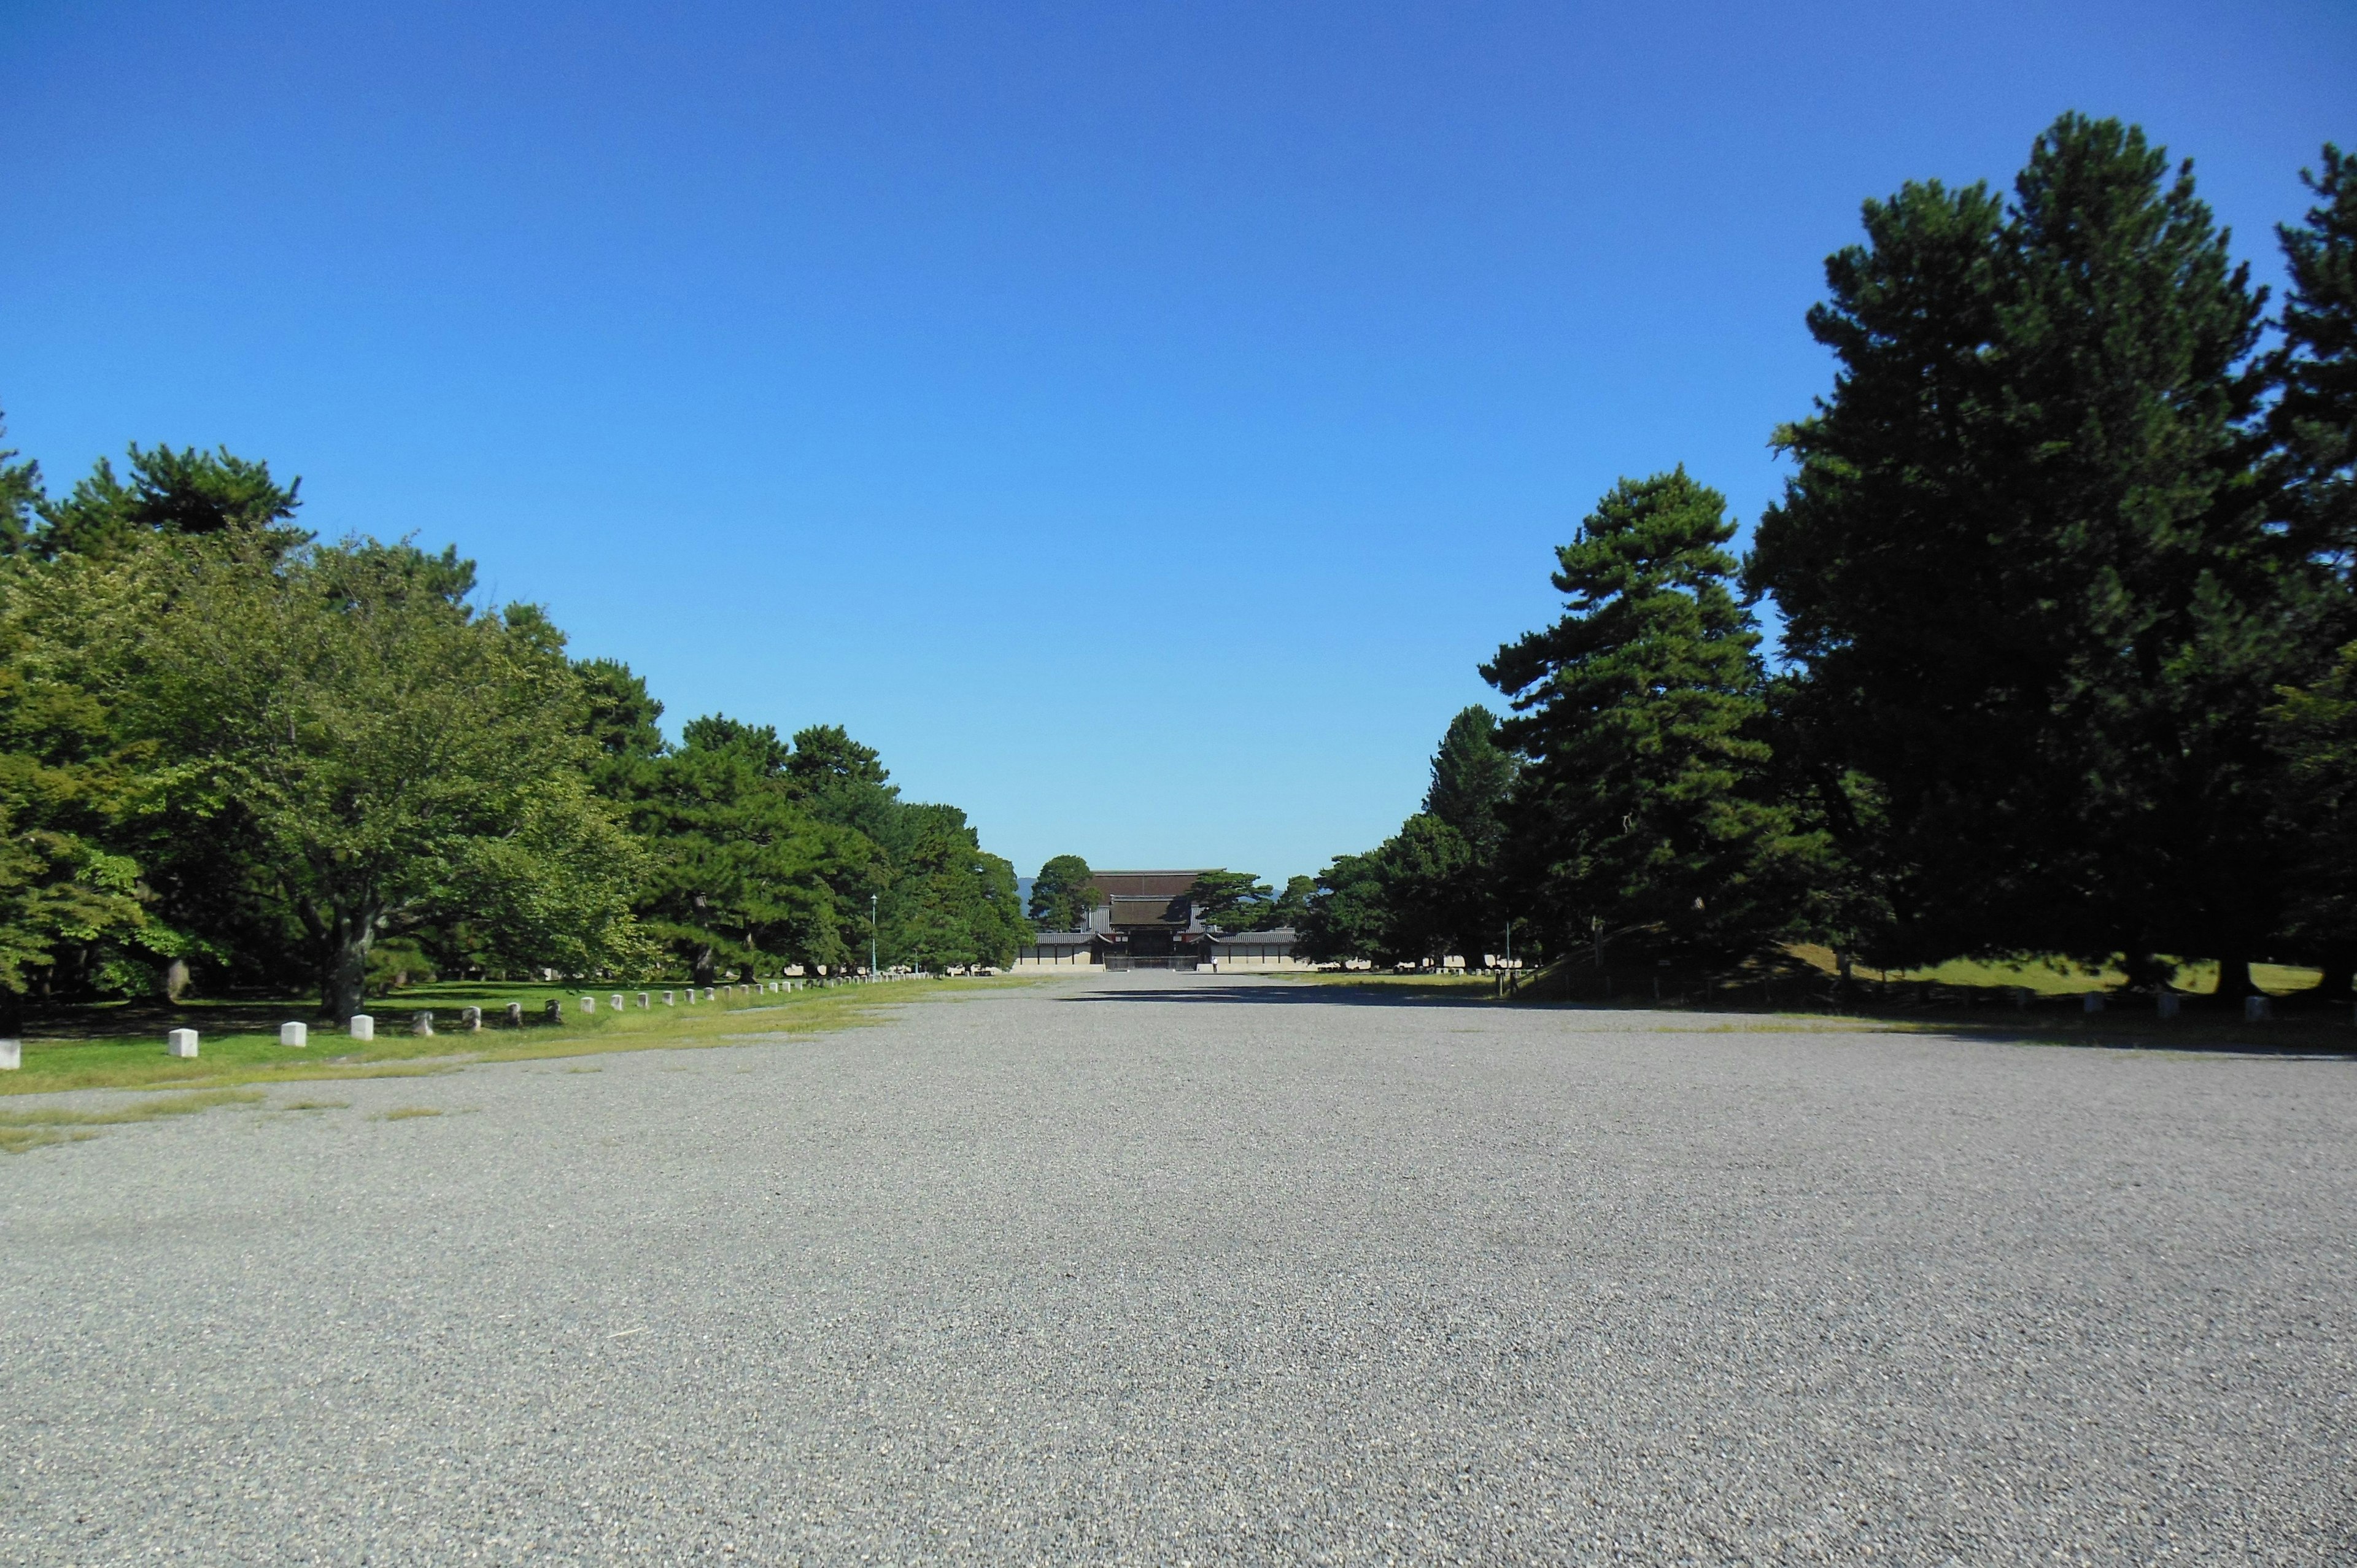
[2266,145,2357,995]
[1750,114,2299,991]
[1485,468,1793,959]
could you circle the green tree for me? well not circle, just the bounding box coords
[0,412,42,558]
[1268,874,1315,930]
[781,724,1028,971]
[131,536,645,1018]
[1374,814,1477,962]
[1486,468,1794,960]
[2272,144,2357,601]
[576,658,666,767]
[622,717,856,984]
[0,548,153,1030]
[1188,869,1272,932]
[1028,853,1099,929]
[1407,705,1519,960]
[2270,644,2357,997]
[1297,851,1388,965]
[1423,705,1515,862]
[1748,114,2301,991]
[787,724,902,860]
[2266,147,2357,994]
[36,443,304,559]
[877,805,1028,970]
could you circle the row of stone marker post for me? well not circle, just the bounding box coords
[567,979,804,1016]
[2073,990,2282,1022]
[0,976,853,1067]
[145,980,829,1056]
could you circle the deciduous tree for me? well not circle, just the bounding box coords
[133,537,645,1018]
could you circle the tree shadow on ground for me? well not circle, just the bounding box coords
[1055,975,2357,1057]
[1059,981,1496,1010]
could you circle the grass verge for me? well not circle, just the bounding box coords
[1295,962,2355,1056]
[0,1089,268,1153]
[2,976,1040,1099]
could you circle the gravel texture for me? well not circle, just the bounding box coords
[3,972,2353,1564]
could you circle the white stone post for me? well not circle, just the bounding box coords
[411,1011,434,1037]
[541,1000,560,1024]
[579,995,596,1016]
[703,987,714,1002]
[166,1028,199,1059]
[2244,994,2272,1022]
[662,991,676,1006]
[0,1039,21,1070]
[350,1014,376,1041]
[636,992,649,1008]
[279,1021,309,1047]
[460,1006,482,1032]
[609,993,624,1011]
[505,1002,524,1027]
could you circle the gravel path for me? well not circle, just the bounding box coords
[3,973,2352,1564]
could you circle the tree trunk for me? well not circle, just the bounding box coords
[2116,944,2171,992]
[322,910,376,1022]
[2211,948,2255,1002]
[2312,941,2356,1003]
[692,946,715,987]
[161,956,190,1003]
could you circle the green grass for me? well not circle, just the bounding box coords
[0,1088,268,1153]
[1852,950,2324,997]
[2,975,1039,1098]
[1295,952,2355,1056]
[1283,970,1499,999]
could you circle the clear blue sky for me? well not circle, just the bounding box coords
[4,2,2350,886]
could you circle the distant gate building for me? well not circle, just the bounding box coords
[1013,870,1304,971]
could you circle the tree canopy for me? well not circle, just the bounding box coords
[0,432,1030,1020]
[1029,854,1099,930]
[127,537,646,1018]
[1304,120,2357,1001]
[1487,469,1797,957]
[1747,114,2303,990]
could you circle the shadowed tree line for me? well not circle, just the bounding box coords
[1299,118,2357,1003]
[0,448,1028,1025]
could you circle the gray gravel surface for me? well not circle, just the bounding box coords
[3,972,2353,1564]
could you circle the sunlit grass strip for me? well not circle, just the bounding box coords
[0,1089,268,1153]
[1,976,1039,1099]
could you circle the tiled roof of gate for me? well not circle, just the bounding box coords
[1089,871,1206,899]
[1109,895,1191,927]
